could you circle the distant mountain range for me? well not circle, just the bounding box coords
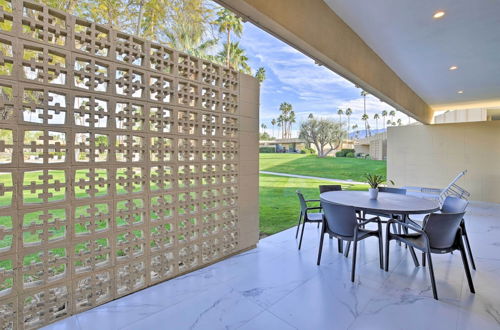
[349,128,386,139]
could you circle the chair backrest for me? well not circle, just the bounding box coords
[296,190,307,213]
[321,202,359,237]
[424,212,466,249]
[319,185,342,194]
[441,196,468,213]
[379,187,406,195]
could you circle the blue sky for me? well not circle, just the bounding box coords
[238,23,413,137]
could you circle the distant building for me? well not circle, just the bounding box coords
[354,132,387,160]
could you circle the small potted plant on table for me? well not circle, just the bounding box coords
[365,174,393,200]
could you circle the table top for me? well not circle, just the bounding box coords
[320,191,440,215]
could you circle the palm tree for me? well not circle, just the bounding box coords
[352,124,359,139]
[361,91,369,136]
[397,118,402,126]
[337,108,344,126]
[277,115,284,139]
[361,113,369,137]
[374,113,380,131]
[389,110,396,124]
[381,110,388,130]
[387,119,392,128]
[215,8,243,68]
[345,108,352,139]
[279,102,293,138]
[271,118,276,138]
[217,42,251,73]
[308,113,314,119]
[255,67,266,83]
[260,123,267,133]
[288,111,296,138]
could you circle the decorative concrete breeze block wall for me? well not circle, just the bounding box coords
[0,1,259,328]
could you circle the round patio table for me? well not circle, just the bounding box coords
[319,191,440,215]
[320,190,440,266]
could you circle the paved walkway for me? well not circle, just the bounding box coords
[259,171,366,185]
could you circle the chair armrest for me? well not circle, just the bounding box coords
[305,199,321,203]
[358,216,380,227]
[306,206,322,211]
[387,219,424,234]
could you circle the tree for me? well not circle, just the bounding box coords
[299,118,345,158]
[260,123,267,133]
[288,111,296,138]
[361,113,369,137]
[308,113,314,119]
[374,113,380,131]
[361,90,369,137]
[37,0,78,14]
[387,119,391,128]
[270,118,276,138]
[217,42,251,73]
[278,102,293,138]
[382,110,388,130]
[215,8,243,68]
[162,0,218,59]
[337,108,344,127]
[397,118,402,126]
[79,0,131,30]
[277,115,284,139]
[345,108,352,139]
[255,67,266,83]
[259,132,271,140]
[389,110,396,124]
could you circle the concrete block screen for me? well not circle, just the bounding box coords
[0,1,259,328]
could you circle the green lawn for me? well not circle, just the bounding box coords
[259,174,368,236]
[260,153,386,182]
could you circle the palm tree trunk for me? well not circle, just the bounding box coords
[135,0,144,36]
[226,30,231,68]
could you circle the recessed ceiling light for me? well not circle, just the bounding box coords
[449,65,458,71]
[457,90,464,94]
[433,11,445,19]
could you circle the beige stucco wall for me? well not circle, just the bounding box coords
[387,122,500,203]
[238,73,260,250]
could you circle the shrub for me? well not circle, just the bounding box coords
[303,147,316,155]
[259,147,275,153]
[346,152,355,158]
[336,148,355,157]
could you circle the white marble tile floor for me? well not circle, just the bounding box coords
[44,200,500,330]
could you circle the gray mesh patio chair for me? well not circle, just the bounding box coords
[435,196,475,270]
[317,202,383,282]
[318,185,344,251]
[319,185,342,193]
[385,212,475,300]
[345,187,407,257]
[296,190,323,249]
[408,196,475,270]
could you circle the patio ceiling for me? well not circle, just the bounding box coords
[324,0,500,112]
[216,0,500,122]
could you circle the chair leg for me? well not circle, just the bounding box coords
[351,240,358,282]
[384,238,390,271]
[463,228,476,270]
[317,227,325,266]
[378,231,384,269]
[317,221,320,228]
[298,220,306,250]
[344,241,351,258]
[295,211,302,238]
[459,244,475,294]
[337,239,343,253]
[427,252,438,300]
[422,252,426,267]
